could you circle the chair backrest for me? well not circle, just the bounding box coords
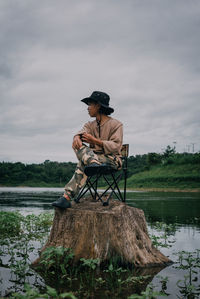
[121,144,129,172]
[121,144,129,158]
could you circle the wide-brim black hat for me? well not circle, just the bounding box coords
[81,91,114,114]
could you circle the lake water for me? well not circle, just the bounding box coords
[0,187,200,298]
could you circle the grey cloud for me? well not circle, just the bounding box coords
[0,0,200,163]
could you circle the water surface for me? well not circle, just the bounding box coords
[0,187,200,298]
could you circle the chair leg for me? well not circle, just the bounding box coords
[95,174,98,201]
[111,172,124,201]
[102,172,124,201]
[86,175,104,203]
[75,184,87,203]
[75,175,99,202]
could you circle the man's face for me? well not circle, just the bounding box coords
[87,101,101,117]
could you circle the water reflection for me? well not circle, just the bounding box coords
[35,263,166,299]
[0,187,62,215]
[126,191,200,226]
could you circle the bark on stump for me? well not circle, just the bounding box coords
[33,198,171,267]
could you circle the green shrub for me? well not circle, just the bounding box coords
[147,153,162,166]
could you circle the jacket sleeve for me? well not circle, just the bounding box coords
[74,122,92,137]
[102,123,123,155]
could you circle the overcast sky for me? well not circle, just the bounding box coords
[0,0,200,163]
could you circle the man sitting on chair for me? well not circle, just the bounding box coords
[52,91,123,209]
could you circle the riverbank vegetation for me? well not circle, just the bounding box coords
[125,147,200,190]
[0,146,199,190]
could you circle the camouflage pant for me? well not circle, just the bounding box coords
[64,144,121,199]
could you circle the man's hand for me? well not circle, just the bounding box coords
[72,135,82,150]
[81,133,96,144]
[82,133,103,147]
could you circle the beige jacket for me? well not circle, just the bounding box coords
[75,117,123,157]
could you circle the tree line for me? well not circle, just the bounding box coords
[0,146,199,187]
[0,160,76,187]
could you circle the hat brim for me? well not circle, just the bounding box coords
[81,98,114,113]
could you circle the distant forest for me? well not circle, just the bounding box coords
[0,146,199,187]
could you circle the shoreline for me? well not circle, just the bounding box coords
[0,185,200,193]
[127,187,200,193]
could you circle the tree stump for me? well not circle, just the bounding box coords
[33,198,171,267]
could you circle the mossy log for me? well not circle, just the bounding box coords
[33,198,171,267]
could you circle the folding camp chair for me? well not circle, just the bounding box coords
[75,144,129,206]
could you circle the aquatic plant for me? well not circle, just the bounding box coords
[80,257,100,270]
[156,275,170,296]
[0,211,53,285]
[149,221,178,248]
[128,283,167,298]
[10,283,77,299]
[39,246,74,278]
[174,250,200,298]
[0,211,23,239]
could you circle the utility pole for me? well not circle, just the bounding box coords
[191,143,195,153]
[187,144,190,153]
